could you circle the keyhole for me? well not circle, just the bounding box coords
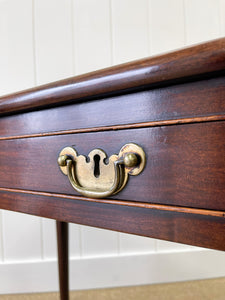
[94,154,100,178]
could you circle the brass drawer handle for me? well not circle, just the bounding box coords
[57,143,146,199]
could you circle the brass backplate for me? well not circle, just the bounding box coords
[58,143,146,195]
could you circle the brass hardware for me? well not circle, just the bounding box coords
[58,143,146,199]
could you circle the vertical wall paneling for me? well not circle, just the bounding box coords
[119,233,156,255]
[42,219,81,259]
[111,0,149,64]
[156,240,199,253]
[149,0,185,55]
[80,227,118,258]
[73,0,112,74]
[34,0,74,85]
[219,0,225,35]
[2,212,42,261]
[72,0,119,257]
[0,0,42,262]
[42,219,57,260]
[184,0,221,45]
[0,0,35,95]
[110,0,156,254]
[69,223,81,258]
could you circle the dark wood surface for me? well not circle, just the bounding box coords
[56,221,69,300]
[0,38,224,253]
[1,38,225,300]
[0,122,224,210]
[0,189,224,251]
[0,38,225,116]
[0,76,224,139]
[1,187,224,218]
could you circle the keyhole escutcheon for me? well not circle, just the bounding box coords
[93,154,100,178]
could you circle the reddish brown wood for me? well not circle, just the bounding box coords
[0,190,224,251]
[0,37,224,300]
[0,122,224,210]
[0,38,225,116]
[56,221,69,300]
[0,75,225,138]
[0,115,224,141]
[0,38,224,257]
[0,187,224,218]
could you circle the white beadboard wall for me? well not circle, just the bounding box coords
[0,0,225,294]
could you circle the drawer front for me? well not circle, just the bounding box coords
[0,76,225,139]
[0,121,224,210]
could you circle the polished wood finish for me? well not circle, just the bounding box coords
[0,74,225,139]
[0,39,225,298]
[0,37,225,116]
[0,189,224,251]
[0,115,225,141]
[0,122,224,210]
[0,187,224,218]
[56,221,69,300]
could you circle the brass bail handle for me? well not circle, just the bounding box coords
[57,143,146,199]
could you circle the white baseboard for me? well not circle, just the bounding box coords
[1,250,225,294]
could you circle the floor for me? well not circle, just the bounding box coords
[0,277,224,300]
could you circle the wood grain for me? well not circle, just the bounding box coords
[0,75,225,138]
[0,189,224,251]
[0,187,224,218]
[0,37,225,257]
[0,122,224,210]
[0,115,224,141]
[0,37,225,116]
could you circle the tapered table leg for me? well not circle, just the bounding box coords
[56,221,69,300]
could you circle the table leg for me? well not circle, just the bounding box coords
[56,221,69,300]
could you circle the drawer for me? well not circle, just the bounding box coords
[1,38,225,251]
[0,121,224,210]
[0,76,225,139]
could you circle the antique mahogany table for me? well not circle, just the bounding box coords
[0,38,225,300]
